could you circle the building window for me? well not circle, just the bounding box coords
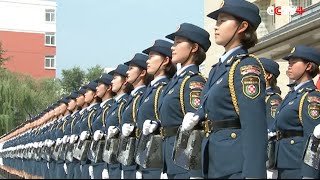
[45,32,55,46]
[290,0,312,8]
[45,9,55,22]
[45,56,55,69]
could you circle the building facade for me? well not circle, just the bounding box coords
[0,0,57,78]
[204,0,320,96]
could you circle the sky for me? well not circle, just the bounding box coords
[55,0,204,77]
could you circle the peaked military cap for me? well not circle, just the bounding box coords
[98,73,113,85]
[125,53,148,69]
[207,0,261,30]
[283,45,320,66]
[78,86,87,95]
[111,64,129,77]
[260,58,280,78]
[166,23,211,52]
[86,80,98,92]
[70,91,79,100]
[143,39,173,58]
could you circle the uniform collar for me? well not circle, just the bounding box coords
[131,85,146,96]
[221,45,243,63]
[115,93,126,102]
[100,98,112,107]
[294,80,312,92]
[151,76,166,86]
[176,64,195,76]
[87,103,98,110]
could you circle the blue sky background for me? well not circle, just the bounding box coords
[56,0,204,77]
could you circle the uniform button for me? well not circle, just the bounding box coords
[231,133,237,139]
[290,140,295,144]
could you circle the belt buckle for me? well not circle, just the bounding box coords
[276,130,282,141]
[203,120,211,138]
[160,127,164,139]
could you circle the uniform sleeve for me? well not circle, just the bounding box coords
[267,95,282,132]
[234,57,268,178]
[183,75,206,114]
[301,92,320,178]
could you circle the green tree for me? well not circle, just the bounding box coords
[86,65,104,81]
[0,69,60,135]
[60,66,85,94]
[0,41,10,68]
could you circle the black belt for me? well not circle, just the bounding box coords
[203,118,241,135]
[276,130,303,140]
[160,126,179,138]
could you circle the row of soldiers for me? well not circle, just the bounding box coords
[2,0,320,179]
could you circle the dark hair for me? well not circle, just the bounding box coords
[234,17,258,49]
[187,40,207,66]
[95,96,102,103]
[305,61,320,78]
[157,53,177,78]
[268,73,281,94]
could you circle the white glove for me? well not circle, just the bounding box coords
[268,132,277,140]
[102,168,109,179]
[181,112,200,131]
[302,177,314,179]
[80,131,90,141]
[56,138,62,146]
[190,177,204,179]
[89,165,94,179]
[136,170,143,179]
[70,135,79,144]
[93,130,104,141]
[313,124,320,139]
[33,142,39,148]
[122,123,135,137]
[107,126,119,139]
[267,169,278,179]
[62,135,70,144]
[64,163,68,174]
[160,172,168,179]
[39,142,44,148]
[143,120,158,135]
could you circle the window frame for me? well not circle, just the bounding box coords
[45,56,56,69]
[45,9,56,22]
[45,32,56,46]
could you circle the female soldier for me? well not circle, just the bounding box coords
[139,39,176,179]
[120,53,153,179]
[274,45,320,179]
[260,58,282,179]
[182,0,268,178]
[144,23,210,178]
[89,72,114,179]
[77,80,101,179]
[103,64,130,179]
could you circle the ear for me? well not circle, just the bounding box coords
[191,43,200,53]
[306,62,312,71]
[140,69,147,77]
[162,56,170,68]
[237,21,249,34]
[266,73,273,80]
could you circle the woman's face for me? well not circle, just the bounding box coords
[126,65,142,84]
[59,103,67,114]
[67,99,77,111]
[171,36,193,64]
[214,13,240,46]
[96,83,107,98]
[287,58,309,80]
[147,51,165,75]
[84,90,95,103]
[111,75,125,93]
[76,94,85,107]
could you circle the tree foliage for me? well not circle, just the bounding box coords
[60,66,85,94]
[86,65,104,82]
[0,41,10,68]
[0,69,61,136]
